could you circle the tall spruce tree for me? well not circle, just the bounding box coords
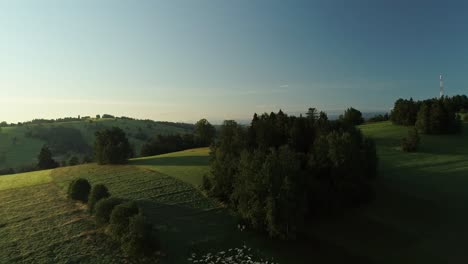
[37,145,59,170]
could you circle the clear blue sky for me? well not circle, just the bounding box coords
[1,0,467,123]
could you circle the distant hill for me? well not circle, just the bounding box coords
[0,117,194,172]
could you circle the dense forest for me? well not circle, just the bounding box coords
[203,108,378,239]
[390,95,468,134]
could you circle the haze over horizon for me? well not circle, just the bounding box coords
[1,0,468,123]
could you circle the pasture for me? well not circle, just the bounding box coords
[0,118,193,171]
[309,121,468,263]
[2,121,468,263]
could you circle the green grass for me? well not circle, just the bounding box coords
[0,170,52,191]
[0,126,45,169]
[0,119,193,171]
[3,121,468,263]
[0,148,353,263]
[308,121,468,263]
[130,148,210,186]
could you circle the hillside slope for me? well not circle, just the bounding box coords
[2,121,468,263]
[309,121,468,263]
[0,118,193,171]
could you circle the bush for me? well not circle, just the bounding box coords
[67,178,91,202]
[94,197,124,225]
[121,214,159,256]
[401,128,420,152]
[88,184,111,214]
[464,114,468,122]
[108,201,140,239]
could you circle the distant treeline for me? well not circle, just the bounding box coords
[204,108,378,239]
[0,115,195,129]
[140,119,215,156]
[141,134,198,156]
[367,113,389,123]
[390,95,468,134]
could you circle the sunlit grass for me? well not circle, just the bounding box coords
[0,169,52,191]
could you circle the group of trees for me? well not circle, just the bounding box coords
[391,95,467,134]
[415,100,461,134]
[141,134,198,156]
[67,179,158,257]
[94,127,133,164]
[367,113,389,123]
[204,108,378,239]
[339,107,364,126]
[140,119,215,157]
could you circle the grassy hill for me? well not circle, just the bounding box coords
[0,118,193,171]
[309,121,468,263]
[1,121,468,263]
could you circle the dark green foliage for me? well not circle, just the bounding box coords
[81,155,93,164]
[0,168,15,176]
[140,134,197,156]
[340,107,364,126]
[68,156,79,166]
[208,120,246,201]
[367,113,389,123]
[361,137,378,180]
[121,214,159,256]
[94,127,132,164]
[108,201,140,240]
[208,109,378,239]
[390,98,419,126]
[37,145,59,170]
[201,174,212,192]
[102,114,115,118]
[232,147,307,239]
[415,103,431,133]
[67,178,91,202]
[310,129,376,208]
[94,197,124,225]
[88,184,111,213]
[401,128,420,152]
[133,131,148,141]
[194,118,216,146]
[392,96,465,134]
[464,114,468,122]
[26,126,90,155]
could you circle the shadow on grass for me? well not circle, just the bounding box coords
[130,156,210,167]
[135,198,372,264]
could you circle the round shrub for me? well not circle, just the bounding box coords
[108,201,140,240]
[88,184,111,214]
[121,214,159,256]
[94,197,124,225]
[67,178,91,202]
[401,128,420,152]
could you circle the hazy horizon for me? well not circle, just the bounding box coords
[1,0,467,123]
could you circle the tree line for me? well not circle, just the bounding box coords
[140,118,215,156]
[390,95,467,134]
[203,108,378,239]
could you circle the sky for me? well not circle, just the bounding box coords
[1,0,468,123]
